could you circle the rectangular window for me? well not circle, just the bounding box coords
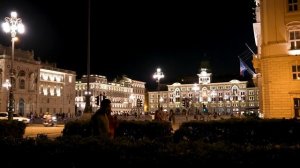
[288,0,298,12]
[292,64,300,80]
[290,30,300,49]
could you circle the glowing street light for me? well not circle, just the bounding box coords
[2,79,11,90]
[153,68,164,110]
[2,11,25,121]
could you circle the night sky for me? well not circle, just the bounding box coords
[0,0,256,90]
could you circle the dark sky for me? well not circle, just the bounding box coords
[0,0,256,90]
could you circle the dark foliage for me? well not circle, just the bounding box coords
[0,120,26,138]
[174,119,300,144]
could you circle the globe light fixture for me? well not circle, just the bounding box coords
[2,11,25,121]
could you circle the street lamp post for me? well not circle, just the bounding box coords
[153,68,164,110]
[2,79,11,110]
[2,11,25,121]
[83,0,93,115]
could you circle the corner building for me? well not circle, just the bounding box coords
[0,45,76,117]
[253,0,300,118]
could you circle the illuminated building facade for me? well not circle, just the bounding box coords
[75,75,145,114]
[253,0,300,118]
[39,66,76,117]
[148,68,259,114]
[0,44,76,116]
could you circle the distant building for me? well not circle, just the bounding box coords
[148,68,259,114]
[75,75,145,115]
[0,44,76,117]
[252,0,300,118]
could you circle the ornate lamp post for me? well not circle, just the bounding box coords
[2,11,25,121]
[153,68,164,110]
[83,0,93,115]
[2,79,11,109]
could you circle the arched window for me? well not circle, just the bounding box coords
[18,98,25,116]
[232,85,238,95]
[19,79,25,89]
[175,88,180,96]
[18,70,26,77]
[232,86,239,101]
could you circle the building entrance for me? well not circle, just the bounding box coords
[294,98,300,118]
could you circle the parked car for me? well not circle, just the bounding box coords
[0,112,30,124]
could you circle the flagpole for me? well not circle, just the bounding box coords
[245,43,256,55]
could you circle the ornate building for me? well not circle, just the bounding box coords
[148,68,259,114]
[0,44,76,117]
[252,0,300,118]
[75,75,145,115]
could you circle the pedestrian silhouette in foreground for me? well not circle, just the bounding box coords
[91,99,116,139]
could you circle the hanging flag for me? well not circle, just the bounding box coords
[239,58,248,76]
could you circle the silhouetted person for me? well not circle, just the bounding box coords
[91,99,112,138]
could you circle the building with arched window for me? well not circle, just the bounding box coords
[148,68,259,115]
[75,75,145,115]
[0,44,76,117]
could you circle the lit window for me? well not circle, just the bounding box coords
[288,0,298,12]
[290,30,300,50]
[292,64,300,80]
